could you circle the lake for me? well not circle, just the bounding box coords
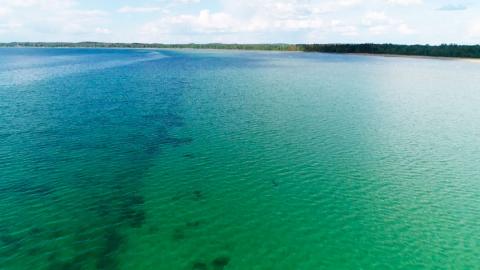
[1,48,479,269]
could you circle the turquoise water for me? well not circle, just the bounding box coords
[1,48,480,270]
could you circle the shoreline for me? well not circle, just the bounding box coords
[2,45,480,61]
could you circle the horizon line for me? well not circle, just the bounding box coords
[1,42,480,46]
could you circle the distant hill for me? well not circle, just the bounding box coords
[1,42,480,58]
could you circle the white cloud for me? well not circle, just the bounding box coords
[397,23,414,34]
[140,9,327,42]
[43,9,108,34]
[0,22,21,33]
[175,0,200,3]
[362,11,414,35]
[141,9,238,36]
[362,11,391,26]
[362,11,392,34]
[139,2,366,44]
[386,0,423,6]
[117,6,164,13]
[95,27,111,34]
[0,0,110,40]
[139,0,365,42]
[3,0,77,9]
[330,20,359,36]
[0,7,12,17]
[468,22,480,38]
[0,0,475,44]
[437,4,467,11]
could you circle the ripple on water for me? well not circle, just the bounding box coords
[2,48,480,270]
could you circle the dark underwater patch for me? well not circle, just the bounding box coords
[45,200,132,269]
[0,234,21,247]
[0,182,54,197]
[141,112,184,128]
[159,137,193,147]
[29,227,43,235]
[120,194,147,228]
[48,227,64,239]
[193,190,204,201]
[171,192,185,201]
[48,260,82,270]
[147,225,159,234]
[93,201,111,218]
[164,112,185,127]
[0,56,195,270]
[0,233,23,256]
[186,220,203,228]
[171,190,205,202]
[172,228,185,241]
[127,194,145,206]
[192,261,208,270]
[48,252,91,270]
[95,229,124,270]
[129,209,145,223]
[144,144,159,155]
[121,207,146,228]
[212,256,230,270]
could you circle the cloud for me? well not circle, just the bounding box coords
[437,4,467,11]
[117,6,164,13]
[362,11,393,34]
[218,0,362,22]
[95,27,111,34]
[0,0,109,40]
[362,11,391,26]
[139,1,363,43]
[386,0,422,6]
[142,0,362,33]
[4,0,77,9]
[42,9,108,34]
[175,0,200,3]
[141,9,238,36]
[468,22,480,37]
[137,0,433,43]
[0,7,12,16]
[397,23,414,34]
[330,20,358,36]
[0,22,21,33]
[0,0,476,44]
[362,11,414,35]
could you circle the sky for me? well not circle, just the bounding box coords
[0,0,478,44]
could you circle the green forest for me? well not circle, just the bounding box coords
[2,42,480,58]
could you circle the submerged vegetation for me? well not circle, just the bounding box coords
[1,42,480,58]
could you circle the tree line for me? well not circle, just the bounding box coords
[1,42,479,58]
[299,44,480,58]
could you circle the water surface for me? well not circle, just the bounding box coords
[1,48,480,269]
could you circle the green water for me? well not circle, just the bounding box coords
[1,48,479,269]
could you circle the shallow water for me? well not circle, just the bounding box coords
[1,48,480,269]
